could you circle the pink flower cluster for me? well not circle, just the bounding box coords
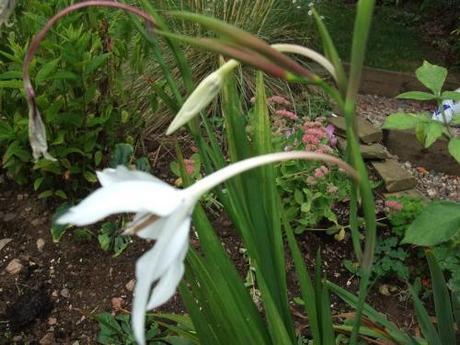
[301,121,336,154]
[385,200,403,211]
[275,109,298,121]
[267,95,291,106]
[314,165,329,178]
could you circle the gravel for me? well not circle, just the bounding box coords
[357,93,460,202]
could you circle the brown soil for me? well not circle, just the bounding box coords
[0,176,418,344]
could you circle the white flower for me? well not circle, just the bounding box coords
[57,166,193,345]
[57,152,356,345]
[166,59,239,135]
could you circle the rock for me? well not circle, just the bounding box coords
[383,129,460,176]
[125,279,135,292]
[0,238,12,252]
[60,288,70,299]
[337,138,388,160]
[328,116,382,144]
[111,297,124,312]
[5,259,23,274]
[48,317,57,325]
[36,238,45,252]
[372,160,416,192]
[39,332,55,345]
[384,189,426,200]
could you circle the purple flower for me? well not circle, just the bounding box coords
[325,124,337,146]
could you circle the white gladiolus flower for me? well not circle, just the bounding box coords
[166,59,239,135]
[57,152,356,345]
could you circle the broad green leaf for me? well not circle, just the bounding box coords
[50,203,73,242]
[396,91,436,101]
[83,170,98,183]
[0,71,22,80]
[34,177,44,191]
[383,113,419,130]
[0,80,23,89]
[135,157,151,172]
[416,61,447,95]
[0,121,15,141]
[109,143,133,168]
[36,58,60,83]
[84,53,110,75]
[54,190,67,200]
[448,138,460,163]
[424,121,444,148]
[403,201,460,246]
[441,91,460,101]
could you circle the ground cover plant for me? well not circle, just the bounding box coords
[1,0,459,344]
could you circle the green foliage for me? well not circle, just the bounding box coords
[0,1,147,198]
[95,312,195,345]
[372,236,409,281]
[98,222,131,257]
[383,61,460,158]
[415,61,447,96]
[403,201,460,247]
[387,196,425,237]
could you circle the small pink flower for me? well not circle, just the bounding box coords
[191,146,199,153]
[268,95,291,105]
[385,200,403,211]
[184,159,195,175]
[275,109,298,121]
[302,134,320,145]
[305,127,326,139]
[314,166,329,178]
[303,121,322,129]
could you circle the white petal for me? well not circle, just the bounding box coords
[97,165,167,187]
[136,211,191,284]
[133,214,169,240]
[132,212,191,345]
[132,270,150,345]
[146,257,186,310]
[57,181,181,226]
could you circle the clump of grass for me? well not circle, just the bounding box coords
[129,0,312,136]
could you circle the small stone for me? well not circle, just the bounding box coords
[39,332,55,345]
[51,290,59,298]
[5,259,23,274]
[60,288,70,298]
[48,317,57,325]
[111,297,124,312]
[427,188,438,198]
[36,238,45,252]
[125,279,135,292]
[31,218,42,226]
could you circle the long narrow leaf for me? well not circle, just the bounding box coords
[426,251,456,344]
[408,284,442,345]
